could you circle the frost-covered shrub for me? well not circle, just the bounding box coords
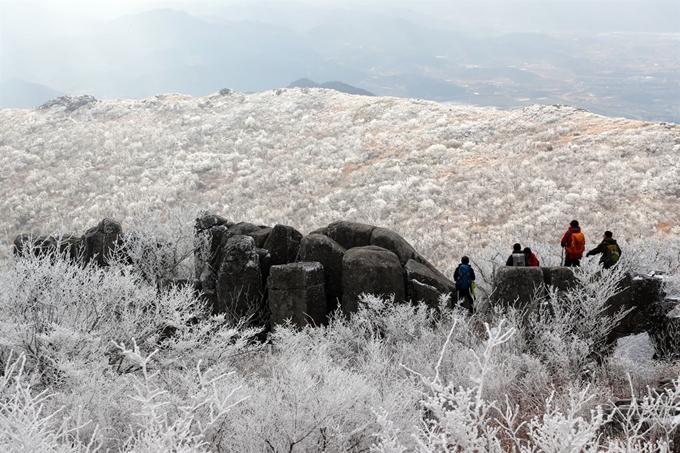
[522,259,633,380]
[115,208,197,282]
[0,230,679,452]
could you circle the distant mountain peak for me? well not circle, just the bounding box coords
[0,79,64,110]
[288,79,374,97]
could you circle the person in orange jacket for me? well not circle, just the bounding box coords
[561,220,586,267]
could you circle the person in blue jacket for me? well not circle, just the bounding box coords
[453,256,476,314]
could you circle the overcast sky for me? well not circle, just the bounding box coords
[3,0,675,29]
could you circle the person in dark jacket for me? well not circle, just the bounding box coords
[524,247,540,266]
[586,231,622,269]
[506,243,526,266]
[561,220,586,267]
[453,256,476,314]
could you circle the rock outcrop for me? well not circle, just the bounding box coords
[492,266,674,356]
[193,216,457,327]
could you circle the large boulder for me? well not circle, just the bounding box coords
[607,274,666,344]
[194,212,232,285]
[541,267,577,292]
[369,227,418,266]
[297,234,346,313]
[404,259,456,309]
[492,266,544,314]
[195,224,230,291]
[249,227,272,248]
[365,227,455,291]
[229,222,261,236]
[215,235,263,318]
[342,246,405,315]
[268,262,327,328]
[323,221,376,250]
[83,219,123,266]
[195,212,231,232]
[263,224,303,266]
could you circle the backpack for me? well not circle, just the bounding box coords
[511,252,526,266]
[456,264,472,290]
[566,231,586,257]
[604,243,620,266]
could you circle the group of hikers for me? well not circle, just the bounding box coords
[452,219,623,313]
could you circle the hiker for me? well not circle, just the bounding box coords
[561,220,586,266]
[524,247,540,266]
[506,243,526,266]
[586,231,622,269]
[453,256,476,314]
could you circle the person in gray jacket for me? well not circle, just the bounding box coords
[506,243,526,266]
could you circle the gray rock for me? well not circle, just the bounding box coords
[370,227,417,266]
[269,261,324,290]
[83,219,123,266]
[297,234,346,313]
[262,224,303,265]
[408,278,442,310]
[268,262,327,328]
[195,224,230,288]
[650,298,680,360]
[492,266,544,314]
[323,221,375,250]
[342,246,405,315]
[405,259,455,309]
[229,222,261,236]
[215,235,263,318]
[541,266,577,292]
[608,274,666,344]
[249,227,272,249]
[57,234,84,261]
[195,212,231,232]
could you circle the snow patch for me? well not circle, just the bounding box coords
[613,332,656,371]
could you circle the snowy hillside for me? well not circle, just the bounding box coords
[0,89,678,267]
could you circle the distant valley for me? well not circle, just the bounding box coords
[1,2,678,122]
